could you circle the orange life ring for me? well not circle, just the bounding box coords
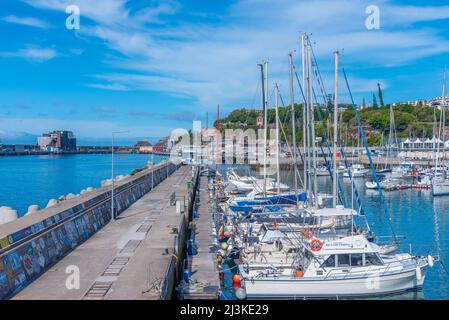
[310,239,323,252]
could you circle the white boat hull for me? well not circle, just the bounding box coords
[432,183,449,196]
[242,267,427,299]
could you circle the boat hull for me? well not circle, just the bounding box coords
[432,184,449,196]
[242,267,427,299]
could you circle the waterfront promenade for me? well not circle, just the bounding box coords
[11,165,193,300]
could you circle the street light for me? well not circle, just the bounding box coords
[111,130,130,222]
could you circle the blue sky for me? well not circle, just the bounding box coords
[1,0,449,143]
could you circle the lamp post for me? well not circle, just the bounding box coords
[111,130,129,222]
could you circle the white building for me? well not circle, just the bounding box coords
[401,137,444,150]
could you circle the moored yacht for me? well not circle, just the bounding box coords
[239,234,436,299]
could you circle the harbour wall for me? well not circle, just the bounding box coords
[161,165,200,299]
[0,161,180,299]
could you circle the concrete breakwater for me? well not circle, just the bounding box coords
[0,161,180,299]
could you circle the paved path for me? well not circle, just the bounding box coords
[13,165,192,300]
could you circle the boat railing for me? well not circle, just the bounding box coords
[322,256,421,280]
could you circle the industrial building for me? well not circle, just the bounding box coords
[37,130,77,153]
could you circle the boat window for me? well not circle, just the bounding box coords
[321,255,336,268]
[365,253,383,266]
[337,254,350,267]
[350,254,363,267]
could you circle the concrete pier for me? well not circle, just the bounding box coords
[10,165,195,300]
[181,171,220,299]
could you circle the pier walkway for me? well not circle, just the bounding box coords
[181,172,220,299]
[13,165,193,300]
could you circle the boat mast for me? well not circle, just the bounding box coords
[333,51,340,208]
[289,52,299,201]
[305,39,312,202]
[264,62,269,196]
[435,71,445,179]
[275,83,281,193]
[307,42,318,202]
[259,62,268,196]
[216,104,220,175]
[442,69,447,171]
[301,34,308,195]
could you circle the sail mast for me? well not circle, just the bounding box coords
[301,34,308,195]
[264,62,269,196]
[443,69,447,169]
[333,51,340,208]
[307,42,318,202]
[216,104,220,175]
[289,52,299,201]
[259,62,268,197]
[305,39,312,201]
[275,83,281,193]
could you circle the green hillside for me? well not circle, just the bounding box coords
[216,103,444,146]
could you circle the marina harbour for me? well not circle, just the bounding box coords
[2,1,449,306]
[217,165,449,300]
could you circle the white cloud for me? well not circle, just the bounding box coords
[86,82,128,91]
[1,15,51,29]
[0,45,58,63]
[22,0,449,110]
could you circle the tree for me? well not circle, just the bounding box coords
[372,93,378,108]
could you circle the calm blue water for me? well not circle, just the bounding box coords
[336,177,448,300]
[0,154,166,216]
[220,165,449,300]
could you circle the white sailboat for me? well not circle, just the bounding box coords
[432,70,449,196]
[217,36,438,301]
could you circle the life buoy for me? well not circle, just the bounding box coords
[310,239,323,252]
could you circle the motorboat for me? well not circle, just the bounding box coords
[239,234,436,299]
[344,164,370,178]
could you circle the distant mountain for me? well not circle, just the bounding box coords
[0,131,39,145]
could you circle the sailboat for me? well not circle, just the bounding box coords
[432,70,449,196]
[226,61,307,206]
[218,36,437,300]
